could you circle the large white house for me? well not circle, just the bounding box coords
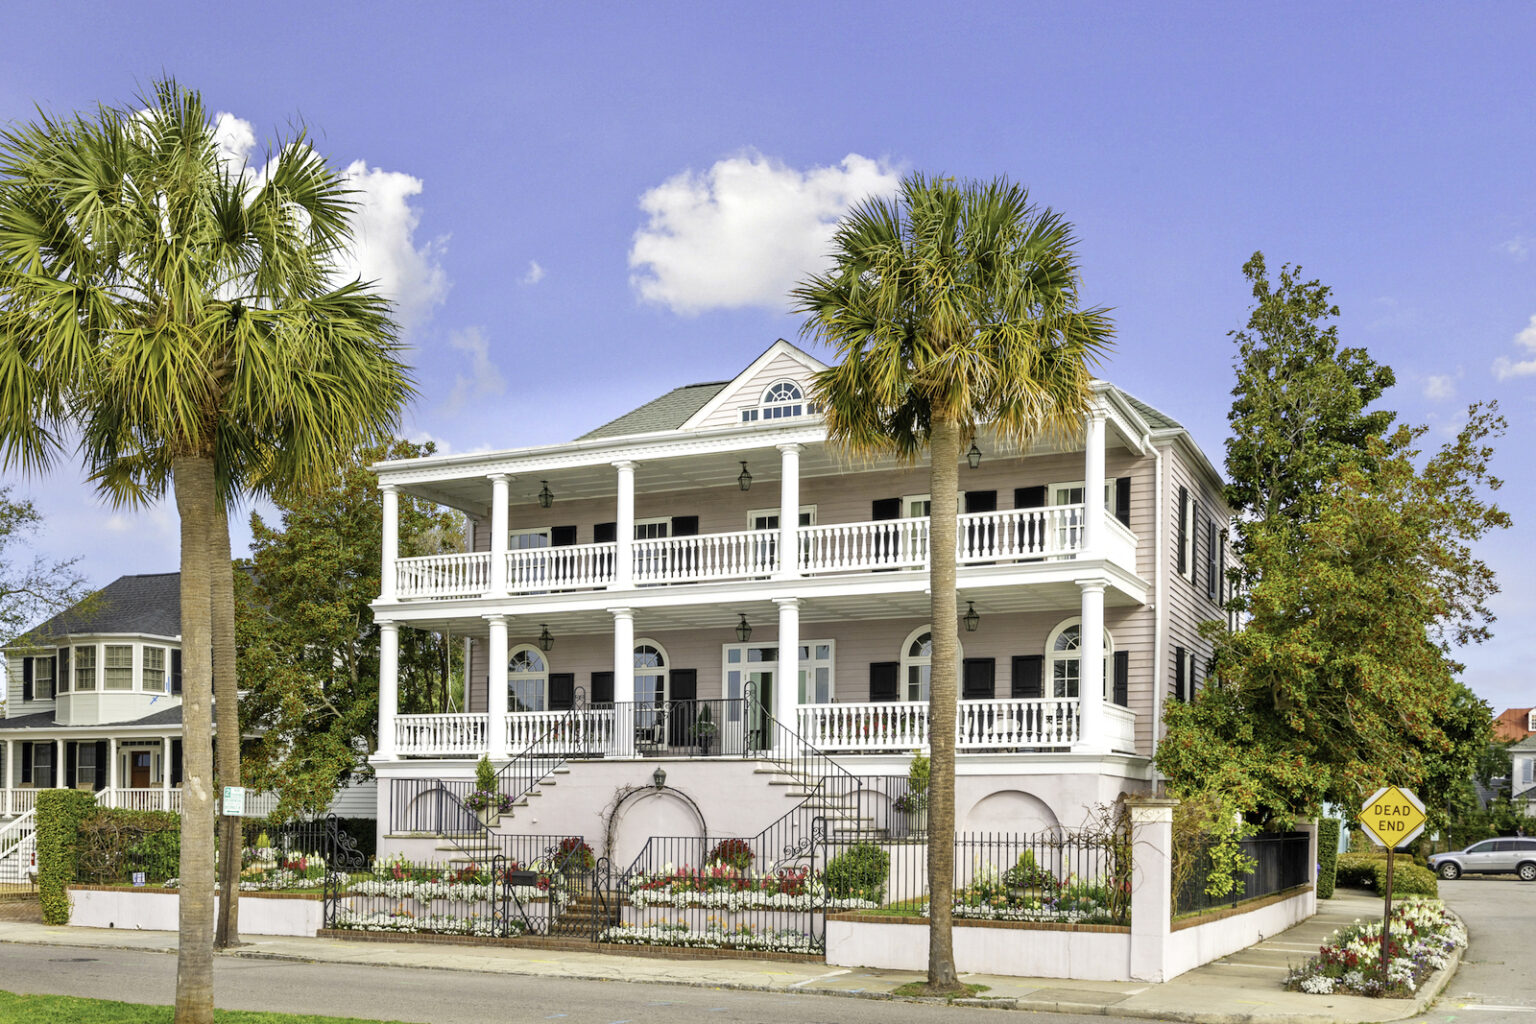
[368,340,1232,865]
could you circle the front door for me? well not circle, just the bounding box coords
[130,751,151,788]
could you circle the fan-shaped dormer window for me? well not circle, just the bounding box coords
[741,379,817,423]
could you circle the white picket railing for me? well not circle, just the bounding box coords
[799,697,1088,752]
[396,552,491,599]
[801,518,928,574]
[396,713,489,756]
[97,788,184,813]
[506,542,616,593]
[631,530,776,584]
[0,789,38,818]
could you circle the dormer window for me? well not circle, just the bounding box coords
[1529,709,1536,732]
[741,380,817,423]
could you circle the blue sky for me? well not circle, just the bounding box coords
[3,2,1533,712]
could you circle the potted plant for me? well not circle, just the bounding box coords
[464,755,512,828]
[695,704,718,755]
[894,750,930,834]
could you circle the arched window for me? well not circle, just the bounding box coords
[634,639,668,706]
[897,626,963,703]
[741,379,816,423]
[1043,619,1114,699]
[508,645,549,712]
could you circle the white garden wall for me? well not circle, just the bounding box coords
[826,918,1133,980]
[69,888,321,936]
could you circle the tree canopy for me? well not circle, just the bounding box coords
[0,486,88,647]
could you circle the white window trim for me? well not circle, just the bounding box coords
[902,494,931,518]
[507,643,551,713]
[103,643,134,691]
[1043,617,1114,699]
[633,517,671,538]
[508,526,552,545]
[898,625,964,704]
[1179,489,1196,583]
[143,645,167,693]
[741,378,815,424]
[747,505,817,528]
[1528,709,1536,732]
[31,655,55,700]
[74,644,98,692]
[1047,479,1112,507]
[634,637,669,704]
[798,640,837,705]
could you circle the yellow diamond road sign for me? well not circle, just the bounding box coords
[1359,786,1428,849]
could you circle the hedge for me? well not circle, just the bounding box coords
[76,808,181,885]
[1317,819,1342,900]
[1334,850,1438,898]
[35,789,98,924]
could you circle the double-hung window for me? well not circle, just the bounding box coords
[74,645,97,691]
[143,647,167,692]
[105,645,134,689]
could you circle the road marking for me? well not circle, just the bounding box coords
[792,969,851,988]
[1461,1006,1535,1013]
[1211,962,1290,971]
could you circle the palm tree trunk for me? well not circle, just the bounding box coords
[173,453,217,1024]
[925,415,963,992]
[212,500,241,948]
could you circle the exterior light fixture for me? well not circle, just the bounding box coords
[652,766,667,789]
[537,481,554,508]
[966,441,982,469]
[963,601,980,632]
[735,614,752,643]
[737,461,753,492]
[537,624,555,652]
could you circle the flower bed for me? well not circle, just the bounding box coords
[624,863,878,913]
[600,920,819,953]
[330,909,527,937]
[949,861,1127,924]
[1287,898,1466,996]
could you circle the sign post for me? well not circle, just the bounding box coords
[1357,786,1428,982]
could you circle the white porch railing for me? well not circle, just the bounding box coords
[396,552,491,599]
[0,789,38,817]
[632,530,776,584]
[799,697,1089,752]
[396,713,489,756]
[97,788,184,813]
[801,519,928,574]
[507,542,616,593]
[957,506,1085,562]
[1105,703,1137,754]
[0,809,35,884]
[504,707,620,753]
[1103,515,1138,573]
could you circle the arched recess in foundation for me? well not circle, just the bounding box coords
[962,789,1060,834]
[607,787,706,869]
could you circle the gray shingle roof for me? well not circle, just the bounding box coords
[578,382,729,440]
[23,573,180,642]
[1117,390,1183,431]
[0,704,182,730]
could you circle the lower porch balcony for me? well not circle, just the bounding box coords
[390,697,1136,760]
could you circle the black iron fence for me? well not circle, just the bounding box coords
[1175,830,1311,916]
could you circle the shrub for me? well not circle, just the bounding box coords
[1335,851,1386,889]
[824,842,889,902]
[1317,819,1342,900]
[707,838,753,870]
[1002,849,1058,895]
[553,837,595,872]
[474,755,497,791]
[76,808,180,885]
[35,789,98,924]
[1374,860,1438,898]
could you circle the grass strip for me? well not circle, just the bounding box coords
[0,991,412,1024]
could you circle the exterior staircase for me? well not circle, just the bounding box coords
[0,810,37,887]
[754,760,883,837]
[432,767,570,866]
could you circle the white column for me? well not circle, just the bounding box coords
[161,737,172,805]
[1076,581,1107,753]
[55,739,63,789]
[107,737,118,793]
[775,598,800,752]
[379,484,399,601]
[777,444,802,579]
[486,614,510,759]
[1083,410,1106,555]
[489,474,510,596]
[377,620,400,760]
[1128,798,1178,981]
[2,742,9,814]
[614,462,636,589]
[611,608,635,704]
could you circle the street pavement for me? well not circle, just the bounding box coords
[0,885,1515,1023]
[1405,878,1536,1023]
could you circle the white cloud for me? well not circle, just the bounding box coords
[446,326,506,409]
[334,160,450,337]
[1500,236,1531,261]
[1422,373,1457,400]
[521,260,545,285]
[1493,315,1536,380]
[212,112,257,170]
[628,151,903,315]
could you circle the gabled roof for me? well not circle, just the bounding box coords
[1494,706,1536,742]
[678,340,829,430]
[1116,390,1183,431]
[19,573,181,644]
[578,381,730,440]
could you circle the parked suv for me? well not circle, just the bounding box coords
[1428,838,1536,880]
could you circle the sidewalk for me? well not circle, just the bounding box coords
[0,890,1456,1024]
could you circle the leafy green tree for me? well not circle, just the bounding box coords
[0,487,88,647]
[237,440,463,820]
[0,82,410,1020]
[793,174,1112,992]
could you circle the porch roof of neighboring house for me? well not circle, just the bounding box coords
[0,706,184,732]
[13,572,181,645]
[578,380,730,440]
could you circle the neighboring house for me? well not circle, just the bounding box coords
[1493,706,1536,743]
[368,340,1234,863]
[1512,736,1536,818]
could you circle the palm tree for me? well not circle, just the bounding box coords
[792,174,1112,992]
[0,80,412,1022]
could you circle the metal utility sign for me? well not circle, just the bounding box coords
[1359,786,1427,849]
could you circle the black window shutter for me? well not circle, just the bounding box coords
[20,742,32,785]
[65,741,78,789]
[671,516,700,537]
[94,740,109,791]
[1176,487,1189,575]
[871,498,901,520]
[670,668,697,702]
[962,658,995,700]
[869,662,900,702]
[1174,646,1186,702]
[1218,533,1227,607]
[1011,655,1044,698]
[171,739,183,786]
[964,490,997,514]
[171,649,183,695]
[1205,520,1219,600]
[1014,486,1047,508]
[1190,503,1200,586]
[590,670,614,705]
[593,522,617,544]
[548,673,575,711]
[1114,477,1131,527]
[22,657,33,702]
[1113,651,1129,707]
[550,526,577,547]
